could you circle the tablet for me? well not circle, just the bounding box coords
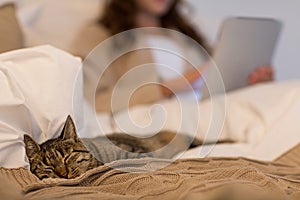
[203,17,282,97]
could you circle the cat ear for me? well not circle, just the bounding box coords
[60,115,79,141]
[24,134,40,158]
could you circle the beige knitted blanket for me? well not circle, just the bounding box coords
[1,143,300,200]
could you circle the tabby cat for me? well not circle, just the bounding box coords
[24,115,200,180]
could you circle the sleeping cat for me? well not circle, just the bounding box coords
[24,115,200,180]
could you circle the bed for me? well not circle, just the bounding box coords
[2,149,300,199]
[1,2,300,199]
[1,44,300,200]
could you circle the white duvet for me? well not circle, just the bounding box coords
[110,80,300,161]
[177,81,300,161]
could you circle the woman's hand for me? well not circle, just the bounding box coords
[248,66,274,85]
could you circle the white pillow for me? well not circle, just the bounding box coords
[0,45,84,168]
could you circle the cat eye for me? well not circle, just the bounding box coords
[63,150,89,161]
[64,151,90,164]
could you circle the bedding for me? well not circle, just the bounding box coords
[111,80,300,161]
[179,80,300,161]
[1,45,299,168]
[1,46,300,199]
[1,144,300,199]
[0,45,97,168]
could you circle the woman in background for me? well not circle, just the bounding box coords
[73,0,273,113]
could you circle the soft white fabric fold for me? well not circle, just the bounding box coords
[0,45,84,168]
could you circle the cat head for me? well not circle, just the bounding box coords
[24,115,101,180]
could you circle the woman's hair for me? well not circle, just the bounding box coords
[99,0,211,53]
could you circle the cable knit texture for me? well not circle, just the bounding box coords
[1,142,300,199]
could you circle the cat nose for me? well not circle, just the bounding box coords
[56,166,68,178]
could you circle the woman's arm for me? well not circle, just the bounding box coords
[160,64,274,97]
[160,63,208,97]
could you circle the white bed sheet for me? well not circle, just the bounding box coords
[177,80,300,161]
[104,80,300,161]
